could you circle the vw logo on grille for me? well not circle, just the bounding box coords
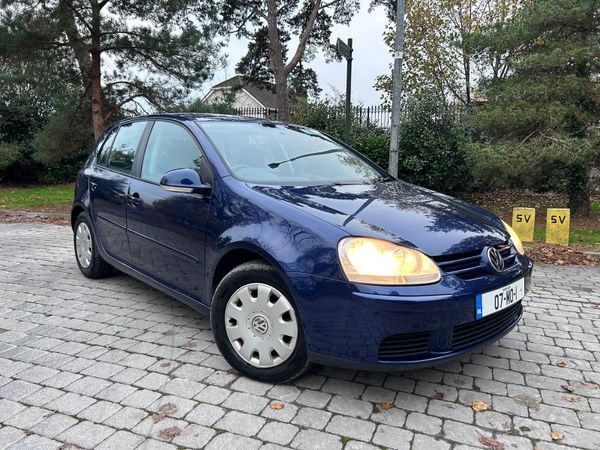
[487,247,505,273]
[251,315,269,335]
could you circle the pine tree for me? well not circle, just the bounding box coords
[473,0,599,215]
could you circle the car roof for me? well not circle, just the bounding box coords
[116,113,288,126]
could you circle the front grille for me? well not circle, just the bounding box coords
[378,330,431,361]
[452,302,522,350]
[433,242,517,279]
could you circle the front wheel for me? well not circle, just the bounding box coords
[211,261,311,383]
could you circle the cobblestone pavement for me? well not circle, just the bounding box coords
[1,223,599,450]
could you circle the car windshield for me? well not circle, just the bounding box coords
[199,121,387,185]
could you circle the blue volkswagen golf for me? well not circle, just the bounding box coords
[72,113,533,382]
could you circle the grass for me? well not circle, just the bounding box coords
[0,184,73,209]
[592,200,600,212]
[533,227,600,246]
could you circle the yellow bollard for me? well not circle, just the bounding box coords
[512,208,535,242]
[546,208,570,246]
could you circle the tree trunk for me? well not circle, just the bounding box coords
[57,0,91,82]
[265,0,292,121]
[90,50,105,139]
[90,1,105,139]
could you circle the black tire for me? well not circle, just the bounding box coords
[73,212,114,279]
[211,260,311,383]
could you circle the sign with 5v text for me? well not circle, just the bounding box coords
[512,208,535,242]
[546,208,570,246]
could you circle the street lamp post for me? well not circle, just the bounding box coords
[336,37,353,144]
[388,0,405,177]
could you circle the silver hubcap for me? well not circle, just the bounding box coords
[75,222,93,269]
[225,283,299,368]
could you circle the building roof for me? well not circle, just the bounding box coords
[210,75,279,109]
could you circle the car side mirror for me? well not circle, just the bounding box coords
[160,168,211,195]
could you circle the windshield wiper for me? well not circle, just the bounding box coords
[268,148,342,169]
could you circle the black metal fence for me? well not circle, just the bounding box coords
[234,105,393,128]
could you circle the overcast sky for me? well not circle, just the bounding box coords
[198,0,391,106]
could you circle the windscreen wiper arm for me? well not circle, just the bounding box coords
[268,148,342,169]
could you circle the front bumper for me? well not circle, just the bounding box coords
[288,255,533,371]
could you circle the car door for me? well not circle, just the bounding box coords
[89,121,149,262]
[127,120,212,301]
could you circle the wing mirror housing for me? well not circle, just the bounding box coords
[160,168,211,195]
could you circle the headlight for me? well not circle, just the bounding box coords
[501,220,525,255]
[337,237,441,285]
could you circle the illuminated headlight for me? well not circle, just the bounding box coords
[501,220,525,255]
[337,237,441,285]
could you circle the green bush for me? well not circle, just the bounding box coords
[465,135,598,213]
[396,91,471,193]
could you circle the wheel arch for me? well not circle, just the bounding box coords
[71,204,85,230]
[211,243,292,297]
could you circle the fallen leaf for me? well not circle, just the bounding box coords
[152,403,178,422]
[433,391,445,400]
[479,436,504,450]
[562,396,581,403]
[379,401,393,410]
[271,402,284,410]
[583,382,599,390]
[158,403,178,415]
[160,362,171,368]
[158,426,182,440]
[561,384,576,392]
[501,421,511,430]
[183,340,197,348]
[472,399,490,412]
[556,361,567,368]
[550,432,564,441]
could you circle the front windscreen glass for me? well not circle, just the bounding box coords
[199,121,386,185]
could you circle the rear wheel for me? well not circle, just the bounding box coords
[74,212,114,279]
[211,261,311,383]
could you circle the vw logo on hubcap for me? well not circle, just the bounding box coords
[251,315,269,335]
[487,247,505,273]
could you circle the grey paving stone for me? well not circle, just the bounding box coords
[0,399,26,422]
[171,423,215,448]
[295,389,332,408]
[405,411,442,435]
[292,407,332,430]
[103,405,148,429]
[291,429,342,450]
[325,415,376,441]
[161,378,205,398]
[0,426,27,449]
[45,392,96,416]
[214,410,265,437]
[4,406,52,429]
[327,394,373,419]
[258,421,300,445]
[57,420,116,448]
[120,389,162,408]
[185,403,225,426]
[96,430,145,450]
[205,432,261,450]
[412,434,451,450]
[29,413,78,438]
[77,400,122,423]
[372,425,413,450]
[222,391,269,414]
[6,433,59,449]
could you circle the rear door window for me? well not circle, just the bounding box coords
[105,121,146,174]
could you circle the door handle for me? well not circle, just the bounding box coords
[90,181,98,191]
[128,192,141,207]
